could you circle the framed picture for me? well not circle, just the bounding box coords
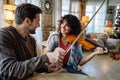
[42,0,53,14]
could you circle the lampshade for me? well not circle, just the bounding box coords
[3,4,16,20]
[81,16,89,23]
[103,27,114,36]
[4,4,16,11]
[4,10,15,20]
[105,20,113,27]
[3,4,16,26]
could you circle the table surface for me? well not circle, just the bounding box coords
[25,71,98,80]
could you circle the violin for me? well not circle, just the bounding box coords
[66,35,120,60]
[66,35,96,51]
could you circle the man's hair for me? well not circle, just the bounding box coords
[58,14,81,37]
[15,3,42,24]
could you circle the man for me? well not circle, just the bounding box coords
[0,3,65,80]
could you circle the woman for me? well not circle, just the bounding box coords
[45,14,106,73]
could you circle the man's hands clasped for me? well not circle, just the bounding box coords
[46,47,65,72]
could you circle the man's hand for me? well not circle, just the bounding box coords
[46,47,65,64]
[46,63,60,72]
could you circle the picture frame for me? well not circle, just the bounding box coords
[42,0,53,14]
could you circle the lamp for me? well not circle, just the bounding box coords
[81,16,89,23]
[81,16,89,30]
[103,20,114,37]
[3,4,16,26]
[103,27,114,36]
[105,20,113,27]
[4,4,16,11]
[4,10,15,20]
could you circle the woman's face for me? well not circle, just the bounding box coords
[60,20,71,35]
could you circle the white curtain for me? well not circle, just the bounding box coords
[86,0,107,33]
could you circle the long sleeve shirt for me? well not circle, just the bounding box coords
[0,26,49,80]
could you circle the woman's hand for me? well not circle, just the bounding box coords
[94,47,108,55]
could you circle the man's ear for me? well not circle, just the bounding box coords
[24,17,31,25]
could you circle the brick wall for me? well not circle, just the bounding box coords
[41,13,53,41]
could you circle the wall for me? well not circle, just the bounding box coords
[107,0,120,23]
[109,0,120,6]
[41,13,53,40]
[41,0,53,41]
[106,6,116,23]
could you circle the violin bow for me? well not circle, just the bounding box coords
[65,0,108,54]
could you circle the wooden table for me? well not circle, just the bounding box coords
[25,72,98,80]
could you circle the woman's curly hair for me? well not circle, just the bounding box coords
[58,14,82,37]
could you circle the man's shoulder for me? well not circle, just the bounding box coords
[0,26,14,33]
[0,27,18,41]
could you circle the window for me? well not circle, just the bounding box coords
[62,0,70,16]
[86,1,107,33]
[62,0,80,18]
[14,0,40,6]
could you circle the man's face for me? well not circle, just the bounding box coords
[28,14,40,34]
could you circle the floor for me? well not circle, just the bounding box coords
[81,52,120,80]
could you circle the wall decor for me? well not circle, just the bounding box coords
[42,0,53,14]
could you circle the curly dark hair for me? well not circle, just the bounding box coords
[58,14,82,37]
[15,3,42,24]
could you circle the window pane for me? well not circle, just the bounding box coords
[14,0,23,5]
[86,6,93,12]
[62,11,69,16]
[71,12,79,18]
[86,2,107,33]
[62,0,80,18]
[71,1,80,12]
[62,0,70,11]
[27,0,40,6]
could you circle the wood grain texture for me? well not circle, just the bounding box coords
[81,52,120,80]
[25,52,120,80]
[25,72,98,80]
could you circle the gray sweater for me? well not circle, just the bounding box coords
[0,27,49,80]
